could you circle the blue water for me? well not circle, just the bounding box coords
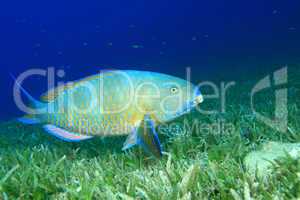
[0,0,300,120]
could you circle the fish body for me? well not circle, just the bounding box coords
[15,70,204,157]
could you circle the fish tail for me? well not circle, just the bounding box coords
[10,73,47,125]
[10,73,46,109]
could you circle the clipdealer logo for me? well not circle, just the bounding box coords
[251,67,288,133]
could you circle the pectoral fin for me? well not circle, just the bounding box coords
[122,127,139,151]
[122,115,162,158]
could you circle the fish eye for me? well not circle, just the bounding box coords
[170,86,179,94]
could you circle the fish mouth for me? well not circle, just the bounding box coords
[194,94,204,104]
[164,87,203,121]
[175,94,204,118]
[183,86,204,112]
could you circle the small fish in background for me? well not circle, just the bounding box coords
[12,70,204,158]
[131,44,144,49]
[129,24,136,28]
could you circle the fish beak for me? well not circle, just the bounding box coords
[195,94,204,104]
[193,86,204,104]
[176,94,204,117]
[173,87,204,118]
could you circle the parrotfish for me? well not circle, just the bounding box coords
[13,70,203,158]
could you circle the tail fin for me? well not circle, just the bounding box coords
[10,73,45,109]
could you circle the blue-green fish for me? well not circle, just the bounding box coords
[14,70,204,157]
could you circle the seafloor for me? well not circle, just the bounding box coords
[0,66,299,199]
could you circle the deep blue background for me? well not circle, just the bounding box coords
[0,0,300,120]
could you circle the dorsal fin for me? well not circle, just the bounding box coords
[40,71,116,102]
[40,84,73,102]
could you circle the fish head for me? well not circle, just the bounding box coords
[136,72,203,123]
